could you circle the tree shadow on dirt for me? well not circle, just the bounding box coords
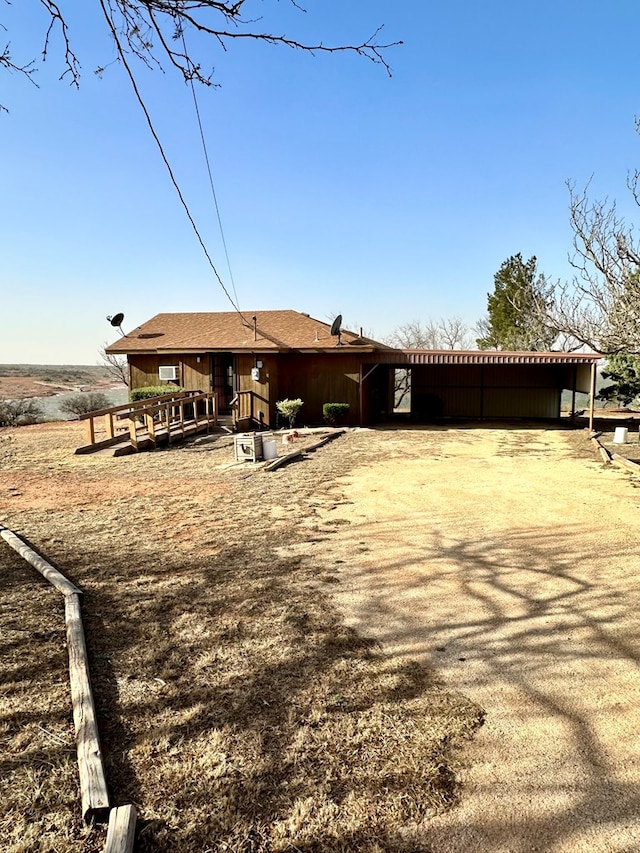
[70,532,481,853]
[7,424,625,851]
[323,518,640,851]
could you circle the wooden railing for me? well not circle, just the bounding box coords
[77,390,218,453]
[231,390,269,427]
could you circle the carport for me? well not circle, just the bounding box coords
[360,350,601,429]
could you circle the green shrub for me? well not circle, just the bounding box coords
[0,399,44,427]
[276,398,303,427]
[323,402,350,424]
[59,392,110,418]
[130,385,183,402]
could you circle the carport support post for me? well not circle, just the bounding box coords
[589,361,596,432]
[359,364,380,426]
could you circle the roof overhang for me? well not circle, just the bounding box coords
[368,350,602,366]
[110,345,379,356]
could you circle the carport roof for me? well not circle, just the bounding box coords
[371,350,602,365]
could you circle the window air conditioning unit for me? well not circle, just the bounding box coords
[159,365,178,381]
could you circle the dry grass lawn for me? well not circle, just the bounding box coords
[1,423,482,852]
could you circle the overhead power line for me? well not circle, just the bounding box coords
[98,0,248,325]
[181,29,240,310]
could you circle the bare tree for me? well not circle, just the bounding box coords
[3,2,400,106]
[99,344,129,386]
[546,176,640,354]
[387,317,473,350]
[438,316,474,350]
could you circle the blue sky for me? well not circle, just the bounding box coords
[2,1,640,362]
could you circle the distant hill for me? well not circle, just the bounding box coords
[0,364,113,385]
[0,364,124,401]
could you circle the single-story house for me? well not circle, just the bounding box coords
[105,310,601,428]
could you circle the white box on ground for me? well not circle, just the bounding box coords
[613,427,628,444]
[234,433,263,462]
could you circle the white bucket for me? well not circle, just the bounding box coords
[263,438,278,460]
[613,426,628,444]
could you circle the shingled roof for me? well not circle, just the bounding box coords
[105,310,388,354]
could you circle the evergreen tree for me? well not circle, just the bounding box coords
[598,354,640,407]
[477,254,557,351]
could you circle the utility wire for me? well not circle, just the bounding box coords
[98,0,249,326]
[181,29,240,310]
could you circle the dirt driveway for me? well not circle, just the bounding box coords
[284,425,640,852]
[4,421,640,851]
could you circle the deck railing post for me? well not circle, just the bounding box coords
[145,411,156,446]
[85,417,95,447]
[128,415,138,449]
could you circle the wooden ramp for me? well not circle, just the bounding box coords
[75,391,226,456]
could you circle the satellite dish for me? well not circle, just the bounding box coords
[330,314,343,346]
[107,312,126,336]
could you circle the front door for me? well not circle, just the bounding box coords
[210,354,235,413]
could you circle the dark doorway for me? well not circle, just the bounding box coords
[211,354,235,413]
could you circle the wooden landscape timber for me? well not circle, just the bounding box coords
[0,525,81,596]
[590,434,640,473]
[104,805,137,853]
[263,429,347,471]
[264,448,303,471]
[612,452,640,474]
[590,435,612,465]
[0,524,140,844]
[302,429,346,453]
[64,592,110,821]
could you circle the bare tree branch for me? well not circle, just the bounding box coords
[386,317,473,351]
[0,2,40,112]
[99,344,129,385]
[544,179,640,354]
[5,1,401,95]
[38,0,81,82]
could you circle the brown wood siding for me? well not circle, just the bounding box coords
[181,355,210,393]
[129,354,194,392]
[277,353,362,425]
[236,354,275,427]
[129,355,162,389]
